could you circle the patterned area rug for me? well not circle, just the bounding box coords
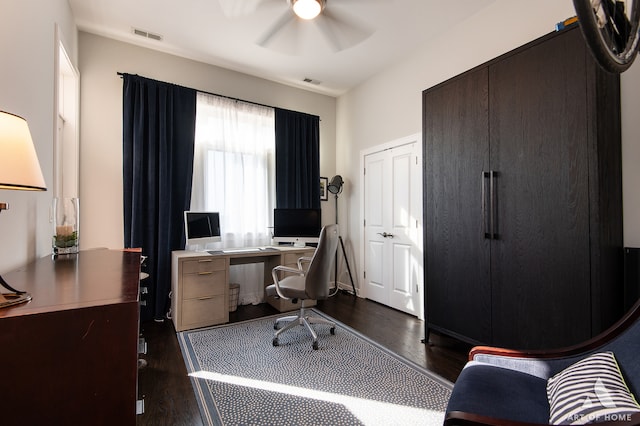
[178,309,452,425]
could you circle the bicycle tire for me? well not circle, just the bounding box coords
[573,0,640,72]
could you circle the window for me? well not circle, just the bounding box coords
[190,92,275,304]
[54,27,79,198]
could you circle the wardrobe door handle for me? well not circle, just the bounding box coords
[490,170,498,240]
[482,171,491,238]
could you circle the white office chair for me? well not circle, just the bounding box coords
[266,224,339,350]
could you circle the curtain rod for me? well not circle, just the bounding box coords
[116,72,321,120]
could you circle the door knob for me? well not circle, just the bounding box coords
[377,232,394,238]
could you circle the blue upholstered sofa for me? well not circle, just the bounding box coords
[445,300,640,425]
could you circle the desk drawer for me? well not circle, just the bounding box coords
[182,271,226,299]
[182,257,226,274]
[182,295,226,328]
[283,252,307,265]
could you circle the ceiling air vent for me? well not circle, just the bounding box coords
[132,27,163,41]
[303,77,321,85]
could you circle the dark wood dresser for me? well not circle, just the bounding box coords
[0,249,140,425]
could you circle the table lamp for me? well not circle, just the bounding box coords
[0,111,47,308]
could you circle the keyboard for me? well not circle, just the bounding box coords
[221,248,257,254]
[207,247,280,255]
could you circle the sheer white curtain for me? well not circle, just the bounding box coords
[191,92,275,305]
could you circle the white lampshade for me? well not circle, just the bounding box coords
[292,0,323,20]
[0,111,47,191]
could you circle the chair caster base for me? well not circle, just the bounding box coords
[312,341,318,350]
[272,337,279,346]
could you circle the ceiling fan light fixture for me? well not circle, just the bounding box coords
[292,0,323,20]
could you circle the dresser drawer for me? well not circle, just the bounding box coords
[182,271,226,299]
[181,295,226,328]
[182,257,226,274]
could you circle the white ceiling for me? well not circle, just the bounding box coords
[69,0,495,96]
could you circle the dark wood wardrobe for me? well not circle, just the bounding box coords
[422,26,623,350]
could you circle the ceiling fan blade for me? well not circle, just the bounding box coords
[314,14,344,51]
[256,9,297,47]
[314,8,374,52]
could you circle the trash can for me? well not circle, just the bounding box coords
[229,283,240,312]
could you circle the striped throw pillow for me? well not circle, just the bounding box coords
[547,352,640,424]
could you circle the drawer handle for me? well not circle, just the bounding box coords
[197,296,214,301]
[198,259,213,263]
[198,271,213,275]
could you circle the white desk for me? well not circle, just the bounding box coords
[171,246,315,331]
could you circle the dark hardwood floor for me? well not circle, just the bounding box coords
[136,291,470,426]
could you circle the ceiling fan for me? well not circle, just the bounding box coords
[218,0,376,54]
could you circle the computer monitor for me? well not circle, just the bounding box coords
[272,208,321,247]
[184,211,221,250]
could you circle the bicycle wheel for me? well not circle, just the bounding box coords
[573,0,640,72]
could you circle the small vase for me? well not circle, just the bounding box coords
[53,197,79,255]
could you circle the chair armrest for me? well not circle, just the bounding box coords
[469,346,548,361]
[273,265,304,275]
[468,343,622,361]
[467,345,582,379]
[270,265,305,299]
[297,256,312,271]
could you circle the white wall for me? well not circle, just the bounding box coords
[621,59,640,246]
[78,32,337,249]
[337,0,640,290]
[0,0,77,274]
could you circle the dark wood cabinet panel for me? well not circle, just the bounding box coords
[423,27,622,350]
[423,67,491,344]
[489,28,592,348]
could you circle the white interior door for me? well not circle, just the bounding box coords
[362,138,422,317]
